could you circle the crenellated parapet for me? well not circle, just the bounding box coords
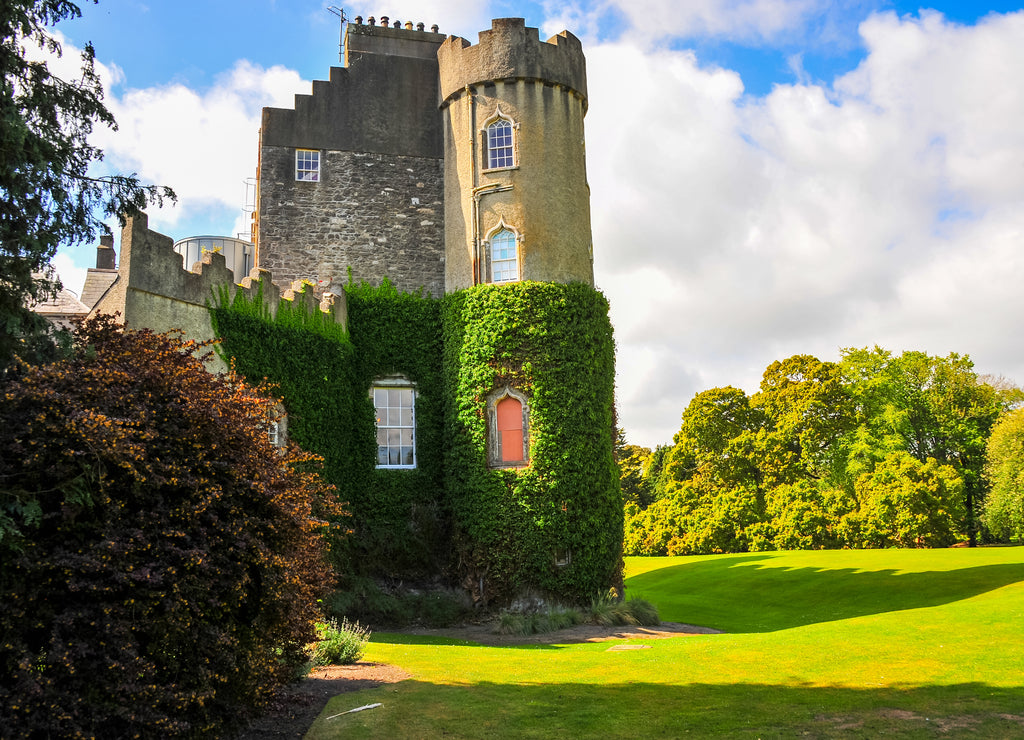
[438,18,587,108]
[260,19,445,157]
[91,213,346,374]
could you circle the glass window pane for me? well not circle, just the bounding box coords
[372,383,416,467]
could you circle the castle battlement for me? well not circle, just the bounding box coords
[437,18,587,107]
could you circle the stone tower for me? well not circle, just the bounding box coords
[438,19,594,292]
[255,18,447,297]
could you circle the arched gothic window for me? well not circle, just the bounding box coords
[486,117,515,169]
[490,228,519,283]
[487,387,529,468]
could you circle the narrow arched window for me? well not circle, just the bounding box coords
[487,387,529,468]
[496,396,524,464]
[486,118,514,169]
[490,229,518,283]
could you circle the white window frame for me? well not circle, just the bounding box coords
[267,403,288,450]
[295,149,320,182]
[484,221,521,284]
[482,107,517,171]
[371,378,416,469]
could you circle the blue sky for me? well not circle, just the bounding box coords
[48,0,1024,447]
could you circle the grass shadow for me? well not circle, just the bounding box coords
[625,553,1024,632]
[308,679,1024,738]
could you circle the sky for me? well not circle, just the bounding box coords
[48,0,1024,448]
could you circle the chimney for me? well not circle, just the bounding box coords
[96,234,116,270]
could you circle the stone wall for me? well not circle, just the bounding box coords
[91,213,347,375]
[256,21,446,297]
[256,148,445,297]
[440,19,594,291]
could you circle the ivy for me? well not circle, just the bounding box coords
[211,279,623,604]
[441,282,622,604]
[211,280,445,579]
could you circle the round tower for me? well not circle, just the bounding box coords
[438,18,594,292]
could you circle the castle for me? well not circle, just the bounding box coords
[83,17,622,604]
[254,16,594,297]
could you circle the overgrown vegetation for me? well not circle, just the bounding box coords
[496,589,660,636]
[215,279,624,607]
[623,350,1019,555]
[442,281,622,604]
[212,279,446,580]
[0,316,341,737]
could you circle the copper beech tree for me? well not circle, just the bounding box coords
[0,315,343,738]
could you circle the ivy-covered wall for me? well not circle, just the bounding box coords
[211,279,622,604]
[211,281,445,579]
[344,281,446,576]
[441,282,622,604]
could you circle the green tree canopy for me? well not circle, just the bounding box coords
[0,0,173,369]
[983,408,1024,539]
[624,348,1015,555]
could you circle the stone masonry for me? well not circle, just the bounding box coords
[256,21,447,298]
[257,147,444,297]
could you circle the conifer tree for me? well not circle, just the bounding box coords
[0,0,173,369]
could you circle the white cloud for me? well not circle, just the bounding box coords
[549,0,824,44]
[93,60,308,235]
[44,6,1024,453]
[50,253,88,298]
[585,10,1024,447]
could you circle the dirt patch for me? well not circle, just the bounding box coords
[820,709,985,735]
[397,620,722,646]
[236,620,718,737]
[236,662,409,739]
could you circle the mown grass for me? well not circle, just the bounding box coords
[308,548,1024,738]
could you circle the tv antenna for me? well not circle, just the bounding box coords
[327,6,346,63]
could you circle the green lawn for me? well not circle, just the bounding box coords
[307,548,1024,738]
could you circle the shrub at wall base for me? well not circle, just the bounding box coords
[0,316,340,738]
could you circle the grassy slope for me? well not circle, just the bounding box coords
[308,548,1024,738]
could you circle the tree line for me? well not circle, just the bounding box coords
[620,349,1024,555]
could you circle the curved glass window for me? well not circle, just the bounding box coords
[490,229,518,283]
